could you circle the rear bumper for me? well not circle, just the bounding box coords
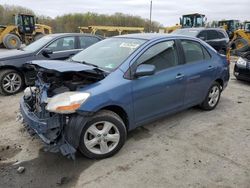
[234,64,250,82]
[20,98,76,158]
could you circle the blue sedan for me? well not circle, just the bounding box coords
[20,33,230,159]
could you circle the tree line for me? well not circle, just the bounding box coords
[0,4,162,33]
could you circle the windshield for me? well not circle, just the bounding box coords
[173,29,199,37]
[71,38,146,71]
[23,35,54,52]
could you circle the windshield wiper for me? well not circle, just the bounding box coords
[80,61,99,68]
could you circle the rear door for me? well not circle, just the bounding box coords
[180,40,216,107]
[131,40,186,124]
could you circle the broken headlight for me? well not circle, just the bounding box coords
[46,92,90,114]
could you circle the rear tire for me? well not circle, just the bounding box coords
[200,82,221,111]
[3,34,21,49]
[0,69,24,95]
[78,110,127,159]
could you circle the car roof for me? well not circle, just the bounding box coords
[177,27,226,32]
[114,33,199,41]
[46,33,104,39]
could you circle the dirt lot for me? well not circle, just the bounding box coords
[0,61,250,188]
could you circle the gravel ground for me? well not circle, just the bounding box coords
[0,58,250,188]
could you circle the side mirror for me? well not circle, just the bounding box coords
[42,48,53,57]
[135,64,155,77]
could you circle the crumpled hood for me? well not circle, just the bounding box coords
[27,60,98,73]
[0,50,33,61]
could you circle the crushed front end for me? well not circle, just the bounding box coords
[19,60,105,159]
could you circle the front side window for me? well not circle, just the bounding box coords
[79,36,100,49]
[181,40,204,63]
[136,40,179,72]
[47,37,75,52]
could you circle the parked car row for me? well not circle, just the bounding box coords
[15,33,230,159]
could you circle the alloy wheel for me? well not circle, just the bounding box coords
[84,121,120,155]
[208,85,220,107]
[2,73,22,93]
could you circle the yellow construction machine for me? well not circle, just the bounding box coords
[0,13,52,49]
[227,21,250,59]
[218,20,240,39]
[79,25,144,37]
[164,13,206,33]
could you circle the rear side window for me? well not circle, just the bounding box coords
[137,40,179,72]
[197,31,207,40]
[217,31,226,39]
[79,36,100,49]
[201,46,211,60]
[207,30,219,40]
[181,40,204,63]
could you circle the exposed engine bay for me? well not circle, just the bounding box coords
[19,60,106,159]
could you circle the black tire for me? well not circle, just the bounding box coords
[200,82,221,111]
[0,69,24,95]
[78,110,127,159]
[34,33,45,41]
[3,34,21,49]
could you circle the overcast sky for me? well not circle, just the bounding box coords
[0,0,249,26]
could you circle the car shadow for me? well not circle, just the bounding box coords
[1,148,95,188]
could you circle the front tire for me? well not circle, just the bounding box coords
[79,110,127,159]
[200,82,221,110]
[0,69,24,95]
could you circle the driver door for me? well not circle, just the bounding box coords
[131,40,185,125]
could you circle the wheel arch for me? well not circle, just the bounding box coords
[215,78,224,89]
[100,105,130,131]
[0,66,24,76]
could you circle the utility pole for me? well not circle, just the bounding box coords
[149,0,152,32]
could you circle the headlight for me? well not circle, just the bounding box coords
[236,57,247,66]
[46,92,90,114]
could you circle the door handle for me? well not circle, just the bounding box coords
[176,73,184,79]
[208,65,214,70]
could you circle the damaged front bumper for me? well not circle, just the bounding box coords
[19,98,77,159]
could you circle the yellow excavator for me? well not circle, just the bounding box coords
[0,13,52,49]
[227,21,250,59]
